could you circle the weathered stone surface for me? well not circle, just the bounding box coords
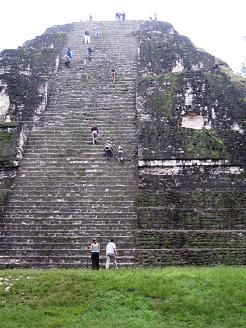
[0,20,245,267]
[136,21,246,163]
[0,26,67,216]
[0,21,139,268]
[135,21,246,266]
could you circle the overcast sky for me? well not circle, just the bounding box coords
[0,0,245,72]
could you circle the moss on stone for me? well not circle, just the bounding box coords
[138,73,178,118]
[205,72,246,120]
[181,128,227,158]
[0,122,18,128]
[0,130,15,165]
[31,48,58,67]
[137,191,246,208]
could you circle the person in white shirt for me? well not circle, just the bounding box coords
[89,238,100,270]
[106,239,118,269]
[84,30,90,44]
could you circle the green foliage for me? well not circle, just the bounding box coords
[181,128,227,158]
[0,130,15,165]
[0,268,246,327]
[138,73,178,118]
[160,73,178,117]
[32,48,58,66]
[0,191,8,208]
[205,72,246,120]
[16,48,30,57]
[52,32,66,43]
[137,191,246,208]
[0,122,18,128]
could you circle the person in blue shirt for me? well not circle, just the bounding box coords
[64,47,74,68]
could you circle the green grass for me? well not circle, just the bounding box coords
[0,267,246,327]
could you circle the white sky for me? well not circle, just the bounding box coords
[0,0,245,72]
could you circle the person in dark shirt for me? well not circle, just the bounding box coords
[111,68,117,82]
[89,238,100,270]
[87,47,93,62]
[91,125,99,145]
[104,141,113,160]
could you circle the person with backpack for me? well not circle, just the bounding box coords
[91,125,99,145]
[104,141,113,160]
[89,238,100,270]
[116,145,124,164]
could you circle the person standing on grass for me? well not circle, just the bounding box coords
[106,239,118,269]
[90,238,100,270]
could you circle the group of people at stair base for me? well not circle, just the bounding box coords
[64,47,74,68]
[90,238,118,269]
[115,12,125,21]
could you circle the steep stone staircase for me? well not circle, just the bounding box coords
[0,21,140,268]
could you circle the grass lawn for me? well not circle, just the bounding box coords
[0,267,246,327]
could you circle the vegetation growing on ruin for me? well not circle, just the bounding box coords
[181,128,227,158]
[0,130,15,165]
[137,191,246,208]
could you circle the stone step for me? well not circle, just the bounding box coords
[1,229,135,237]
[136,230,246,249]
[137,207,246,230]
[0,259,135,269]
[8,189,136,196]
[18,163,136,169]
[23,145,137,151]
[135,249,246,266]
[5,207,136,214]
[0,223,135,230]
[18,162,136,168]
[0,236,135,245]
[8,195,136,202]
[3,213,137,220]
[14,176,136,182]
[16,172,136,179]
[9,185,136,192]
[0,249,135,257]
